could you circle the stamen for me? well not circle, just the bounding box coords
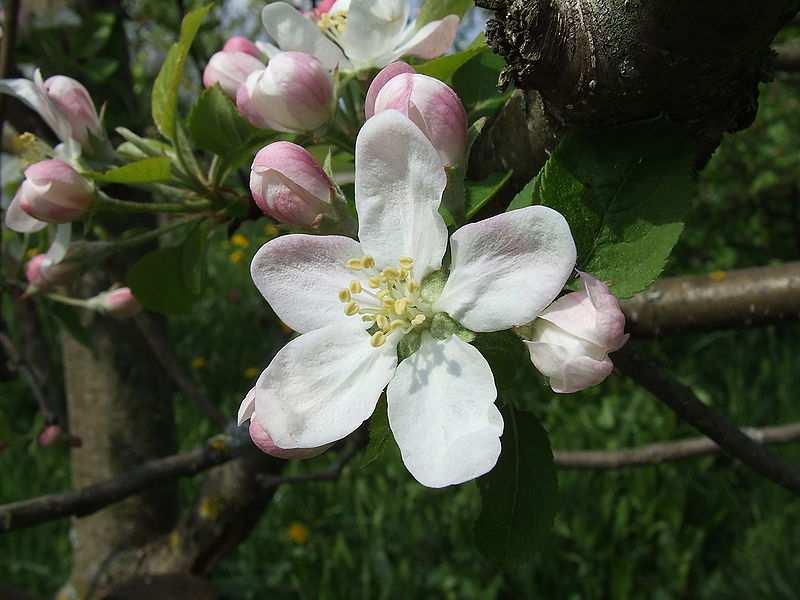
[394,298,409,315]
[399,257,414,270]
[349,280,362,294]
[338,289,351,303]
[362,256,375,269]
[368,276,382,289]
[382,267,400,280]
[346,258,364,271]
[376,315,390,330]
[389,320,407,332]
[344,301,359,316]
[411,314,426,326]
[407,281,420,294]
[370,331,386,348]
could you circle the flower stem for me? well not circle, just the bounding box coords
[95,191,211,215]
[46,293,92,310]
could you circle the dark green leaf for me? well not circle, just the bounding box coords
[452,48,509,119]
[472,330,536,397]
[89,157,172,184]
[475,408,558,567]
[466,170,513,218]
[152,4,213,139]
[506,177,536,211]
[535,119,696,297]
[126,225,209,315]
[188,85,258,158]
[415,0,473,29]
[360,396,395,469]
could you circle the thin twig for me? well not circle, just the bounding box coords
[555,422,800,470]
[134,314,227,427]
[0,331,53,421]
[614,346,800,495]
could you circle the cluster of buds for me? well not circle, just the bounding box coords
[203,37,334,134]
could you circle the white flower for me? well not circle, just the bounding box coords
[260,0,460,72]
[243,111,577,487]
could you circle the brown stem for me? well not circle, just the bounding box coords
[622,262,800,336]
[614,346,800,495]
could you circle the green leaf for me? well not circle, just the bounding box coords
[506,177,536,211]
[452,47,509,119]
[151,4,213,139]
[535,119,696,298]
[415,0,473,29]
[126,224,209,315]
[188,85,257,158]
[475,408,558,567]
[360,396,395,469]
[416,35,486,83]
[466,170,513,218]
[472,330,536,397]
[89,157,172,184]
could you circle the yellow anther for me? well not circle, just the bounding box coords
[382,267,400,280]
[376,315,390,330]
[344,301,359,316]
[338,289,351,302]
[411,314,427,326]
[368,276,382,289]
[407,280,420,294]
[389,320,407,332]
[349,280,363,294]
[394,298,409,315]
[362,315,376,322]
[346,258,364,270]
[399,257,414,269]
[370,331,386,348]
[362,256,375,269]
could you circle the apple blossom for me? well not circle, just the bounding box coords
[260,0,460,71]
[238,388,332,459]
[25,254,78,290]
[368,64,468,167]
[0,69,99,155]
[15,159,93,224]
[236,51,333,133]
[243,111,577,488]
[41,75,102,149]
[222,36,262,57]
[524,273,629,394]
[88,287,143,319]
[250,141,334,227]
[203,50,265,99]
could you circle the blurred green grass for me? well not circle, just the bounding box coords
[2,75,800,600]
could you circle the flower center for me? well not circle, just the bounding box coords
[318,11,347,35]
[339,255,429,348]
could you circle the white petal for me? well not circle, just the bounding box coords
[390,15,460,62]
[251,234,367,333]
[255,40,281,60]
[355,110,447,278]
[341,0,409,67]
[0,71,72,144]
[4,191,47,233]
[435,206,577,332]
[238,387,257,426]
[254,320,398,448]
[44,223,71,264]
[386,334,503,488]
[261,2,347,71]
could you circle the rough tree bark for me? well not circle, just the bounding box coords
[473,0,800,176]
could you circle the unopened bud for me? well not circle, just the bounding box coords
[43,75,102,149]
[222,36,261,57]
[237,51,333,133]
[18,159,93,224]
[250,141,334,227]
[203,50,265,99]
[370,69,467,168]
[89,287,143,319]
[38,424,62,447]
[25,254,79,291]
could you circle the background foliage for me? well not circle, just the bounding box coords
[0,1,799,598]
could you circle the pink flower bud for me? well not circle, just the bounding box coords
[203,51,265,99]
[43,75,102,149]
[18,160,93,224]
[524,273,629,394]
[250,141,334,226]
[25,254,78,291]
[365,61,417,121]
[238,387,330,459]
[91,287,143,319]
[38,424,62,447]
[237,51,333,133]
[370,71,468,168]
[222,36,261,57]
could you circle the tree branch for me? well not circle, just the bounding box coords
[555,422,800,469]
[774,42,800,72]
[614,346,800,495]
[622,262,800,336]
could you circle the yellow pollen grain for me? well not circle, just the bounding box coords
[362,315,376,322]
[338,289,351,302]
[370,331,386,348]
[349,280,362,294]
[376,315,389,330]
[394,298,409,315]
[362,256,375,269]
[346,258,364,270]
[368,276,382,289]
[411,314,427,326]
[399,257,414,269]
[344,301,359,316]
[382,267,400,280]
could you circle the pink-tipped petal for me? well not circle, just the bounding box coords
[365,61,416,119]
